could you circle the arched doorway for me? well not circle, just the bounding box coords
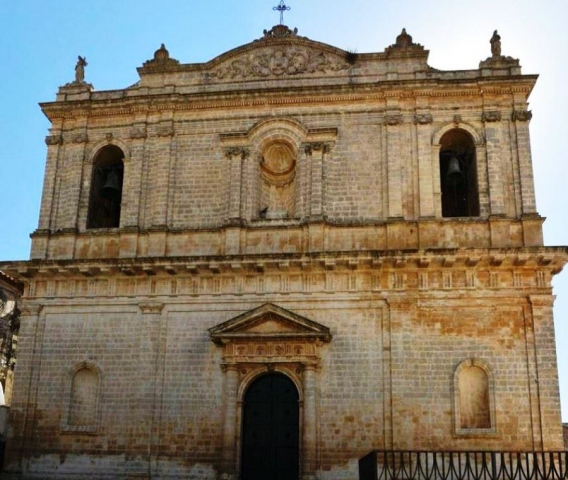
[241,373,299,480]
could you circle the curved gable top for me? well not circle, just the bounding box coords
[209,303,332,345]
[139,25,353,80]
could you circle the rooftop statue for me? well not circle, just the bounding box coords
[75,55,87,83]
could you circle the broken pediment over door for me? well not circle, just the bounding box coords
[209,303,332,365]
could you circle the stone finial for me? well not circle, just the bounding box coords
[384,28,426,59]
[396,28,413,48]
[142,44,180,68]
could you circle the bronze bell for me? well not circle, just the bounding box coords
[101,170,121,199]
[445,155,463,185]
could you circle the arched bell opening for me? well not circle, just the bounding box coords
[439,129,479,218]
[86,145,124,229]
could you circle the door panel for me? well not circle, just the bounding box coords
[241,374,299,480]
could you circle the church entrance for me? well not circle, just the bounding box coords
[241,373,300,480]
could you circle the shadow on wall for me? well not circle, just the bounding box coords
[0,405,7,470]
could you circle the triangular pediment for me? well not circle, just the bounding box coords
[209,303,331,344]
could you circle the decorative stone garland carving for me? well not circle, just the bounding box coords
[45,135,63,146]
[414,113,433,125]
[210,47,350,80]
[481,111,501,123]
[512,110,532,122]
[383,114,404,126]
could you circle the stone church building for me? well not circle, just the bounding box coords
[0,23,566,480]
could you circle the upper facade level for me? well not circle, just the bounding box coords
[32,27,543,261]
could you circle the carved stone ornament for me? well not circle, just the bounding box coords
[129,127,147,139]
[143,44,180,68]
[263,25,298,38]
[45,135,63,146]
[512,110,532,122]
[414,113,433,125]
[481,111,502,123]
[73,133,88,143]
[105,133,113,142]
[225,147,250,159]
[209,47,350,80]
[209,303,332,366]
[304,142,331,155]
[384,114,404,126]
[453,114,462,127]
[156,125,174,137]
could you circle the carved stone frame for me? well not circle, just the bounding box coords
[209,303,332,480]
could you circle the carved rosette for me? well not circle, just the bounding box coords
[512,110,532,122]
[481,111,502,123]
[209,47,350,80]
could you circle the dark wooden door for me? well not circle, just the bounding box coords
[241,373,299,480]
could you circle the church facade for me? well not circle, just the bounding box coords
[0,25,566,480]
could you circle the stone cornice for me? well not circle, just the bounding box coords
[3,246,567,281]
[39,77,537,121]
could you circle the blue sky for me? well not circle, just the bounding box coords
[1,1,567,422]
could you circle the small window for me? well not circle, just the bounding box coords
[87,145,124,229]
[439,130,479,217]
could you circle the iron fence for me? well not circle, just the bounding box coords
[359,451,568,480]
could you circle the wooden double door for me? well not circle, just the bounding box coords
[241,373,300,480]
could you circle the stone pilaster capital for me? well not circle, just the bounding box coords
[224,147,249,160]
[512,110,532,122]
[383,114,404,126]
[481,111,501,123]
[414,113,433,125]
[45,135,63,146]
[304,142,332,155]
[138,302,164,314]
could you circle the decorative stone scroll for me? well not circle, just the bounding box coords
[209,47,350,80]
[512,110,532,122]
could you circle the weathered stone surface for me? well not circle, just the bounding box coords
[0,26,566,480]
